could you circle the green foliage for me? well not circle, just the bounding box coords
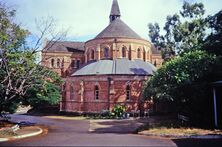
[112,105,126,118]
[148,1,207,58]
[0,3,62,113]
[24,82,61,108]
[202,10,222,56]
[143,51,221,126]
[143,51,218,101]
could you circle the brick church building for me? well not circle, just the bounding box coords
[41,0,163,113]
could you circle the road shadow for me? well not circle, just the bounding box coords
[172,138,222,147]
[90,119,147,134]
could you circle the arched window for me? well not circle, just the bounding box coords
[95,85,99,100]
[122,47,127,58]
[57,59,60,68]
[51,59,55,68]
[62,82,66,100]
[143,50,146,61]
[91,50,95,60]
[70,82,74,100]
[87,51,90,62]
[154,60,157,67]
[104,48,109,59]
[128,47,132,60]
[137,48,141,59]
[126,85,131,100]
[61,59,64,68]
[71,60,75,68]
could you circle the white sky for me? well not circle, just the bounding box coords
[6,0,222,42]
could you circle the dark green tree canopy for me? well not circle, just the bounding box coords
[148,1,207,59]
[203,10,222,56]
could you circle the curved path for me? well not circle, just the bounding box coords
[1,114,222,146]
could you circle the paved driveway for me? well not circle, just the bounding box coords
[1,114,222,146]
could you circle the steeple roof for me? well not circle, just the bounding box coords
[95,0,142,40]
[110,0,121,16]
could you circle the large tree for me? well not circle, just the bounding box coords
[0,3,64,113]
[148,1,207,59]
[143,51,221,126]
[203,10,222,56]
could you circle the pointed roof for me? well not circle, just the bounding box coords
[95,18,142,39]
[110,0,121,16]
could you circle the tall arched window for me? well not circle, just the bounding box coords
[128,47,132,60]
[137,48,141,59]
[57,59,61,68]
[61,59,64,68]
[91,50,95,60]
[104,48,109,59]
[126,85,131,100]
[70,82,74,100]
[122,47,127,58]
[62,82,66,100]
[51,59,55,68]
[95,85,99,100]
[143,50,146,61]
[87,51,90,62]
[154,60,157,67]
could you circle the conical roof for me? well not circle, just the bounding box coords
[110,0,121,16]
[95,18,142,39]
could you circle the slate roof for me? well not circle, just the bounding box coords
[43,41,85,52]
[95,18,142,39]
[72,58,156,76]
[110,0,121,16]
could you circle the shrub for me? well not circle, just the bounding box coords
[112,105,126,118]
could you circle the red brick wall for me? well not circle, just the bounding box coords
[41,51,85,77]
[60,75,152,113]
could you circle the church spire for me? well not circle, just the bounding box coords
[109,0,121,23]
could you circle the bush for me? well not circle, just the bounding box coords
[112,105,126,118]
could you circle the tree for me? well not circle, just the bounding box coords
[0,2,65,113]
[148,1,207,59]
[203,10,222,56]
[143,51,221,126]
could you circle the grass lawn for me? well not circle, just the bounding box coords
[137,115,222,137]
[140,127,222,137]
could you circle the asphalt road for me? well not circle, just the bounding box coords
[1,114,222,147]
